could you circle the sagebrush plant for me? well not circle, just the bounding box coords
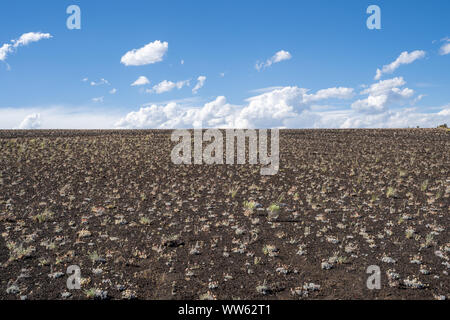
[268,203,280,213]
[262,244,278,257]
[84,288,97,299]
[424,233,435,247]
[88,251,100,263]
[139,216,151,225]
[256,280,270,295]
[199,291,216,300]
[32,208,54,223]
[420,180,429,192]
[386,186,396,198]
[398,169,407,177]
[230,187,239,199]
[7,242,34,261]
[243,200,256,210]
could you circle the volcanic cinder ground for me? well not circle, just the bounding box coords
[0,129,448,300]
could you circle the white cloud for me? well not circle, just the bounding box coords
[115,96,239,129]
[90,78,109,86]
[116,85,355,129]
[412,94,425,105]
[303,87,355,104]
[249,86,285,94]
[192,76,206,94]
[18,113,41,129]
[92,96,104,103]
[375,50,426,80]
[272,50,292,63]
[115,85,449,129]
[360,77,407,96]
[237,87,304,127]
[12,32,52,47]
[115,103,178,129]
[141,96,202,108]
[131,76,150,86]
[181,59,184,65]
[110,88,117,94]
[149,79,190,94]
[121,40,168,66]
[0,107,121,129]
[352,77,414,113]
[2,92,448,130]
[440,42,450,55]
[82,77,89,82]
[235,86,353,127]
[256,50,292,71]
[0,43,12,61]
[337,107,450,129]
[0,32,52,62]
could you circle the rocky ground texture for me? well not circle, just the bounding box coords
[0,129,448,300]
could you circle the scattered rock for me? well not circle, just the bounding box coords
[6,284,20,295]
[48,272,65,279]
[321,261,334,270]
[381,256,396,264]
[116,284,126,292]
[403,277,427,289]
[121,289,137,300]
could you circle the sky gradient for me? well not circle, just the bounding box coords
[1,0,449,129]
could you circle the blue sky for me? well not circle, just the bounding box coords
[0,0,449,129]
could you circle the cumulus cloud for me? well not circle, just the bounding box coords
[352,77,415,113]
[303,87,355,104]
[338,107,450,129]
[272,50,292,63]
[131,76,150,86]
[115,96,239,129]
[235,87,353,128]
[148,79,190,94]
[375,50,426,80]
[236,87,304,127]
[116,85,355,129]
[256,50,292,71]
[192,76,206,94]
[440,42,450,55]
[12,32,52,47]
[3,89,448,130]
[114,78,450,130]
[92,96,104,103]
[0,107,122,129]
[18,113,41,129]
[0,44,12,61]
[90,78,109,86]
[250,86,285,94]
[121,40,168,66]
[0,32,52,62]
[115,85,449,129]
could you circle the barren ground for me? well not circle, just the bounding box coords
[0,129,448,300]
